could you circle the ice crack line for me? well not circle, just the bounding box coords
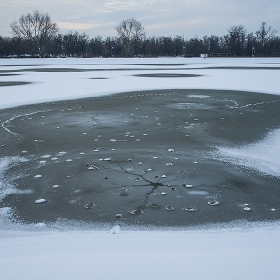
[227,99,280,109]
[1,110,51,136]
[114,162,172,188]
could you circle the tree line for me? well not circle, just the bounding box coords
[0,11,279,58]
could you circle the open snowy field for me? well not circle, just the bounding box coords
[1,57,280,279]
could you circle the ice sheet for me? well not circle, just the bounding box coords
[1,57,280,280]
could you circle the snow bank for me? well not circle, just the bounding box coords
[1,223,280,280]
[213,129,280,177]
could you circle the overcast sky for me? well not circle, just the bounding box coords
[0,0,279,38]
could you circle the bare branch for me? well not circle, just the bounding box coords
[10,10,58,56]
[115,18,146,57]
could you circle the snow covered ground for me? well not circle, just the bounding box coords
[1,223,280,280]
[1,57,280,279]
[1,57,280,109]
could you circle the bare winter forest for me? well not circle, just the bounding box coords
[1,11,280,58]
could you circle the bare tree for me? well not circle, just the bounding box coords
[115,18,145,57]
[10,10,58,57]
[256,22,277,48]
[227,25,247,55]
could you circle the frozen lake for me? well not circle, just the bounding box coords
[1,88,280,227]
[1,57,280,279]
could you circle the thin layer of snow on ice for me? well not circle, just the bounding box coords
[0,206,12,218]
[0,57,280,109]
[213,129,280,177]
[0,156,28,202]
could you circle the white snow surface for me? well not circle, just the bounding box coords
[1,57,280,279]
[213,129,280,177]
[1,223,280,280]
[1,57,279,109]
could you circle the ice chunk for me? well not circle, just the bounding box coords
[35,199,47,204]
[208,200,219,206]
[41,155,51,158]
[165,205,174,211]
[182,207,196,212]
[184,184,193,188]
[110,225,120,234]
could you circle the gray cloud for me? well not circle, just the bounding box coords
[0,0,279,38]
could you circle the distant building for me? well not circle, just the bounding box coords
[200,54,208,58]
